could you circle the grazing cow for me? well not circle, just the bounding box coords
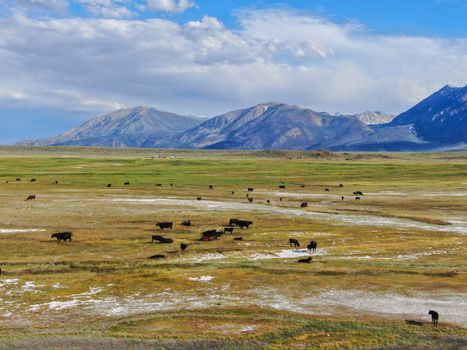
[300,185,305,188]
[325,188,330,192]
[231,191,235,195]
[208,185,213,189]
[248,188,254,192]
[54,180,58,184]
[267,200,270,204]
[156,222,173,230]
[298,257,312,263]
[151,235,164,243]
[234,237,243,241]
[289,238,300,247]
[124,182,130,185]
[30,179,36,182]
[149,254,165,259]
[341,196,344,200]
[151,235,173,244]
[16,178,21,182]
[429,310,439,327]
[25,195,36,201]
[237,220,253,229]
[107,184,112,187]
[196,197,202,201]
[155,183,162,187]
[248,198,253,203]
[201,229,222,241]
[307,241,317,253]
[51,232,73,242]
[339,184,344,188]
[229,218,239,226]
[353,191,364,196]
[181,220,191,226]
[355,197,360,200]
[279,185,286,189]
[224,226,235,233]
[300,202,308,208]
[180,243,188,251]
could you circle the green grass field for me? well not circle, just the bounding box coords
[0,147,465,349]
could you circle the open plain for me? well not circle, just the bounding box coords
[0,147,466,349]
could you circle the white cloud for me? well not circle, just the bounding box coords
[147,0,195,13]
[7,0,69,13]
[0,8,465,118]
[76,0,136,18]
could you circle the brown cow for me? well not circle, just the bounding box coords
[25,195,36,201]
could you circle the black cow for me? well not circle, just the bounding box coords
[54,180,58,184]
[300,185,305,188]
[341,196,344,200]
[208,185,213,189]
[107,184,112,187]
[280,197,283,202]
[429,310,439,327]
[298,257,312,263]
[180,243,189,251]
[353,191,364,196]
[307,241,317,253]
[279,185,286,189]
[181,220,192,226]
[231,191,235,195]
[149,254,165,259]
[300,202,308,208]
[234,237,243,241]
[170,184,173,187]
[248,188,254,192]
[51,232,72,242]
[156,222,173,230]
[155,183,162,187]
[237,220,252,229]
[229,218,239,226]
[124,182,130,185]
[248,198,253,203]
[289,238,300,247]
[267,200,270,204]
[25,194,36,201]
[196,197,202,201]
[15,178,20,182]
[152,235,173,244]
[325,188,330,192]
[339,184,344,188]
[30,179,36,182]
[355,197,361,200]
[224,226,235,233]
[201,229,222,241]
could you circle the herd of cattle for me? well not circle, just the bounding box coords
[15,179,365,263]
[6,177,444,325]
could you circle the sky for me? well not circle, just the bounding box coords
[0,0,466,144]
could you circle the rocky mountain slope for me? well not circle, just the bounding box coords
[19,106,202,147]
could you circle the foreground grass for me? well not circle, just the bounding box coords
[0,147,466,349]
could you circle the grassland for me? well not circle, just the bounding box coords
[0,146,466,349]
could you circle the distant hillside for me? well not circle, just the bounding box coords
[17,85,466,151]
[389,85,466,144]
[175,102,375,150]
[18,106,202,147]
[353,111,395,125]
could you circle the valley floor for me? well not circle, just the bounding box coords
[0,147,466,349]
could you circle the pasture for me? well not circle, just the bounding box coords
[0,146,466,349]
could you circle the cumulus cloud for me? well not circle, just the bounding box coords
[146,0,195,13]
[76,0,136,18]
[0,8,465,118]
[4,0,69,13]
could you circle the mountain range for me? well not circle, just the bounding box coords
[18,85,466,151]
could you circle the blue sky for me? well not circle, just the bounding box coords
[0,0,466,144]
